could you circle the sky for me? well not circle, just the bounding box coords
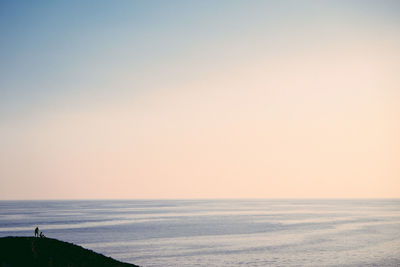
[0,0,399,199]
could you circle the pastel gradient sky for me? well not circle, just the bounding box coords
[1,1,399,199]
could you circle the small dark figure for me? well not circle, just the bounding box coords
[34,227,39,237]
[39,232,45,238]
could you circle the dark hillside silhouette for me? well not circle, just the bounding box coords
[0,236,139,267]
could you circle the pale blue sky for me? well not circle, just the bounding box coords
[1,0,399,120]
[1,1,399,199]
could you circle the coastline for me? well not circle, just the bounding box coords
[0,236,139,267]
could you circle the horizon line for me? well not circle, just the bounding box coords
[1,197,399,201]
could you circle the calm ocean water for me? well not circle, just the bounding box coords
[0,199,399,266]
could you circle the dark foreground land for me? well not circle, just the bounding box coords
[0,236,139,267]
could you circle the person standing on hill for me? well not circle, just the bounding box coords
[34,227,39,237]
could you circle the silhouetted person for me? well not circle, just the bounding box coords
[39,232,45,238]
[34,227,39,237]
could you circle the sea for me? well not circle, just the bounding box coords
[0,199,399,267]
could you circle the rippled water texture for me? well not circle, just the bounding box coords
[0,199,399,266]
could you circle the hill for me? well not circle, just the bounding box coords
[0,236,139,267]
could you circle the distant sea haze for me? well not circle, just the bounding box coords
[0,199,399,267]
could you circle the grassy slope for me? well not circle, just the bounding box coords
[0,236,139,267]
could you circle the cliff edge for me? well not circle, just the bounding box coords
[0,236,139,267]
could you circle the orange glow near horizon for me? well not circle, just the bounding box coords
[0,1,399,199]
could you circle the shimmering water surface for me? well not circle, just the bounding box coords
[0,199,399,266]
